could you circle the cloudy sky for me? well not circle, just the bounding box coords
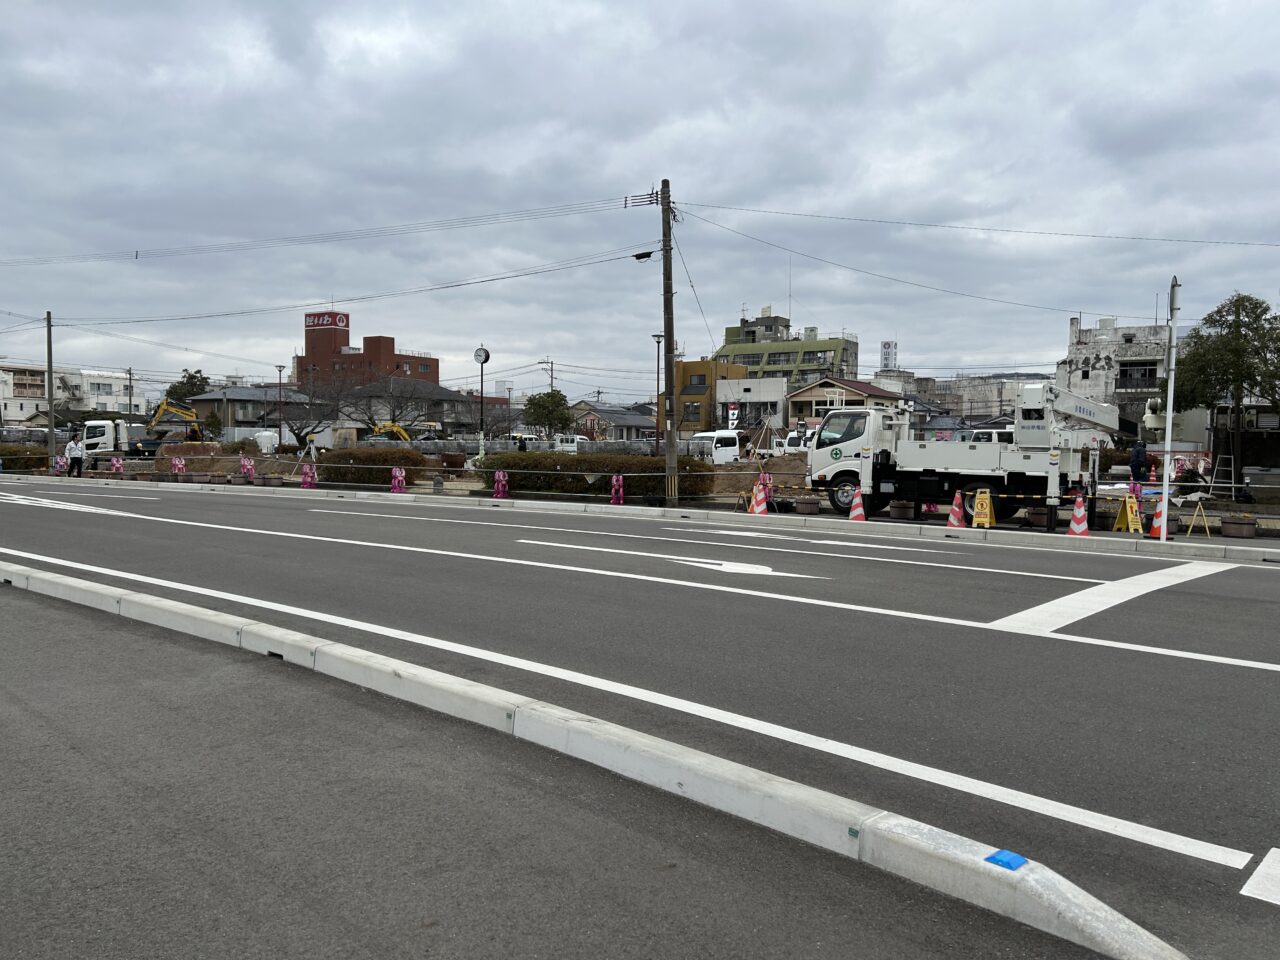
[2,0,1278,402]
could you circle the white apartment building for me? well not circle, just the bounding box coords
[0,363,142,428]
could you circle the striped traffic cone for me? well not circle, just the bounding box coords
[1146,496,1170,539]
[848,488,866,522]
[1067,496,1089,537]
[748,481,769,515]
[946,490,965,528]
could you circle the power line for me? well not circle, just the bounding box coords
[681,201,1280,249]
[0,195,659,267]
[60,326,277,368]
[678,207,1158,321]
[671,227,718,350]
[29,242,658,327]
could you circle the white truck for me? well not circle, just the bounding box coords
[806,383,1119,524]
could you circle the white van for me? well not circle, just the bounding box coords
[690,430,742,465]
[552,434,591,454]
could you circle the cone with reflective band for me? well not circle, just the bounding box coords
[847,488,866,522]
[1067,496,1089,537]
[946,489,965,528]
[1146,495,1168,539]
[748,481,769,515]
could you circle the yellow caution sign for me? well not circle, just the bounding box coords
[1113,494,1143,534]
[971,488,994,529]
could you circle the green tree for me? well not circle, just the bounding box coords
[523,389,574,438]
[165,368,211,403]
[203,409,224,440]
[1174,292,1280,491]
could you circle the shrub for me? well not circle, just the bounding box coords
[318,447,430,486]
[480,453,714,498]
[0,444,46,471]
[221,439,261,456]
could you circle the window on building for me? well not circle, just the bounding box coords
[419,363,430,373]
[736,353,763,366]
[1080,369,1090,381]
[89,381,114,396]
[682,402,701,421]
[765,352,797,365]
[688,374,707,386]
[747,372,758,379]
[801,350,833,365]
[1117,361,1157,385]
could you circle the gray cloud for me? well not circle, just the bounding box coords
[2,0,1278,400]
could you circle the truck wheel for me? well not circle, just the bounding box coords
[827,476,860,513]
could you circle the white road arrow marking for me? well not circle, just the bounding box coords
[516,539,827,578]
[672,528,955,554]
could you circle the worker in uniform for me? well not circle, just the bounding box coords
[64,434,85,478]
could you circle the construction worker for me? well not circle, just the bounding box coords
[1129,440,1148,485]
[64,434,84,478]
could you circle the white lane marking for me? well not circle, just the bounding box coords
[0,548,1254,870]
[310,509,1103,584]
[667,528,958,555]
[516,540,827,579]
[1242,848,1280,905]
[0,491,123,515]
[33,490,160,500]
[1,505,1277,674]
[989,562,1230,633]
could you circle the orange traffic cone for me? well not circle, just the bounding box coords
[946,490,965,528]
[1148,464,1157,483]
[748,481,769,515]
[1067,497,1089,537]
[1146,496,1170,539]
[848,488,866,522]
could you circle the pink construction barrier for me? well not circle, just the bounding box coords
[301,463,317,489]
[110,457,125,474]
[170,456,187,475]
[390,466,407,493]
[493,469,510,499]
[240,455,255,480]
[610,473,624,505]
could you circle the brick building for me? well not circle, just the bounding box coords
[293,311,439,385]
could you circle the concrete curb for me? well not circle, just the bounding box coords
[0,559,1186,960]
[7,473,1277,562]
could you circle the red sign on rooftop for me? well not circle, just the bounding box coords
[304,312,349,329]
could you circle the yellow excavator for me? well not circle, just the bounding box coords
[147,398,204,442]
[370,422,412,442]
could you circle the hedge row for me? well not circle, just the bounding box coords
[317,447,430,485]
[0,444,47,471]
[480,453,714,498]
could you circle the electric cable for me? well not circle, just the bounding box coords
[681,201,1280,249]
[0,196,658,267]
[678,207,1160,322]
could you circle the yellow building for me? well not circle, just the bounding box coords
[673,358,748,436]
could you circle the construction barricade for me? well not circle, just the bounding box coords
[492,469,510,499]
[301,463,317,489]
[390,466,407,493]
[610,473,624,505]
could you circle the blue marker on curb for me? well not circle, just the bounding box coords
[985,849,1028,871]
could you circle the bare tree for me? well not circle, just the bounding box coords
[342,375,446,433]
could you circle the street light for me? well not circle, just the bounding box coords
[474,346,490,458]
[275,365,285,445]
[652,333,663,456]
[1159,276,1180,543]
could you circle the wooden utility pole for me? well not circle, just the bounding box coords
[45,310,55,469]
[1233,298,1244,496]
[661,179,677,505]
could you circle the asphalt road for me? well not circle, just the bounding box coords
[0,588,1098,960]
[3,477,1278,958]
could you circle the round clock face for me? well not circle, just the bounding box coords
[473,347,490,364]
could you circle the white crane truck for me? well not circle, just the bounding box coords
[806,383,1119,525]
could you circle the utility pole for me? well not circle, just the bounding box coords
[275,365,285,445]
[1232,297,1244,498]
[661,178,677,505]
[45,310,55,469]
[127,367,134,419]
[1159,277,1180,542]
